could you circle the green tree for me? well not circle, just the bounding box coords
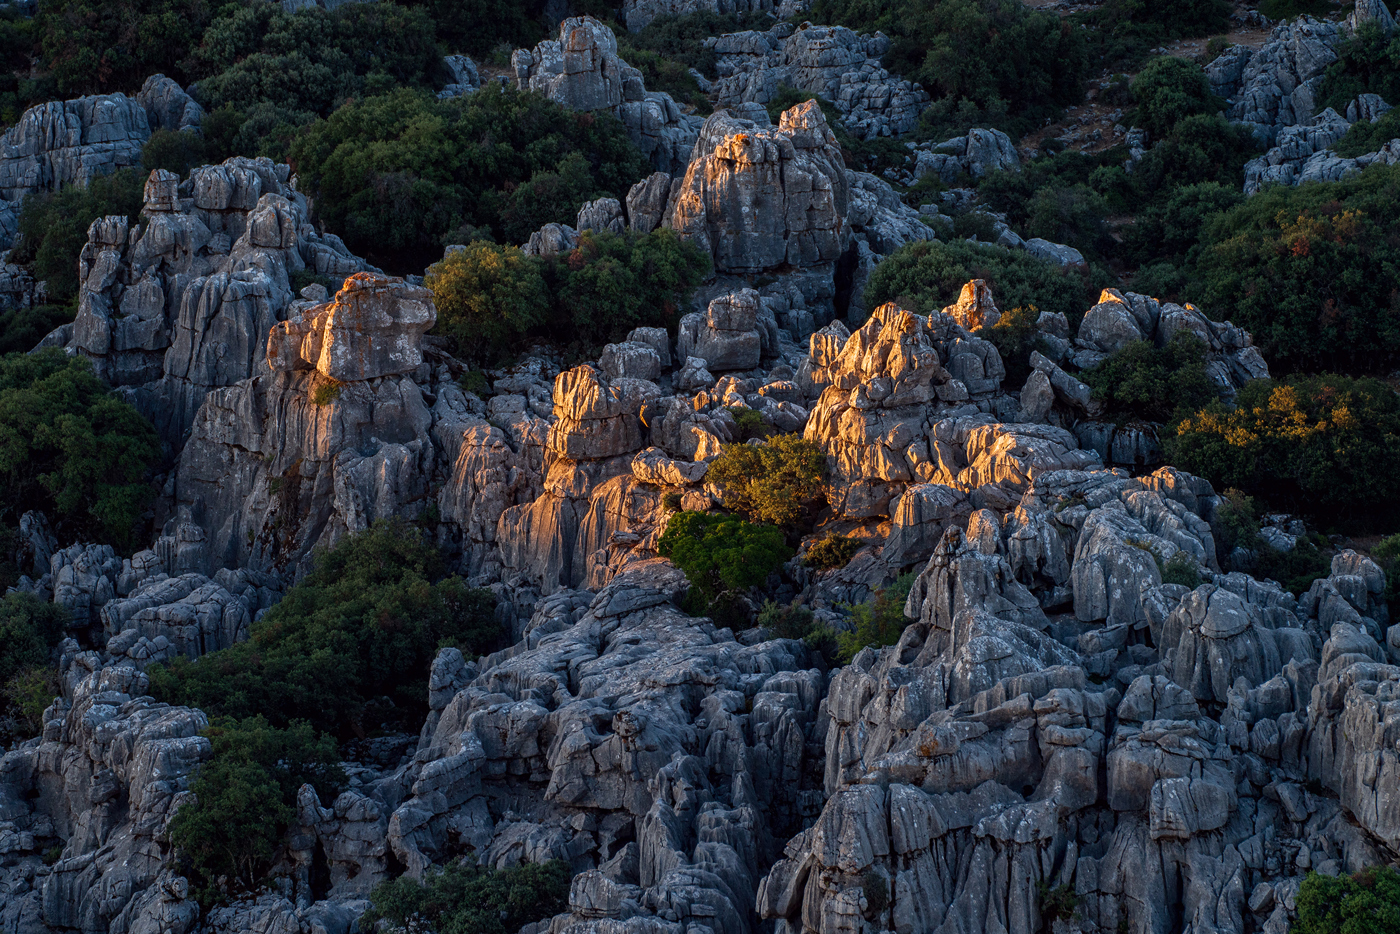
[12,167,145,304]
[1130,57,1218,139]
[425,241,550,358]
[0,592,67,684]
[1321,21,1400,114]
[836,573,917,663]
[1167,375,1400,530]
[0,350,160,547]
[168,716,345,902]
[363,857,571,934]
[1081,331,1221,424]
[1295,865,1400,934]
[148,520,501,739]
[808,0,1088,139]
[706,434,829,529]
[288,86,649,272]
[658,511,793,602]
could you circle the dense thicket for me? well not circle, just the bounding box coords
[865,239,1105,325]
[288,87,650,271]
[0,350,160,548]
[1191,164,1400,373]
[425,229,710,361]
[148,521,501,739]
[1167,376,1400,531]
[170,717,344,902]
[808,0,1088,138]
[364,857,572,934]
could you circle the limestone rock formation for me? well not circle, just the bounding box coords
[667,101,851,273]
[710,21,929,139]
[62,159,373,443]
[513,16,703,173]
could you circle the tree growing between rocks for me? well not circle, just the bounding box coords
[169,716,345,904]
[148,519,500,739]
[658,511,793,622]
[705,434,830,531]
[0,350,161,550]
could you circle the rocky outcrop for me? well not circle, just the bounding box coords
[64,159,373,444]
[0,661,209,934]
[1216,17,1345,142]
[667,101,851,273]
[710,21,929,139]
[513,16,704,173]
[1242,97,1400,193]
[172,273,437,577]
[911,128,1022,183]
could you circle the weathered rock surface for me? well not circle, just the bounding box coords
[710,21,929,139]
[513,16,703,173]
[63,159,373,444]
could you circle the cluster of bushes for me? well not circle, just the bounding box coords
[1167,376,1400,533]
[425,228,710,362]
[0,350,161,549]
[658,434,830,624]
[288,87,651,271]
[1189,165,1400,373]
[148,519,501,739]
[11,166,145,306]
[155,522,503,899]
[169,716,344,901]
[975,57,1258,267]
[1295,864,1400,934]
[1081,332,1220,424]
[1211,489,1332,594]
[362,855,571,934]
[865,239,1106,325]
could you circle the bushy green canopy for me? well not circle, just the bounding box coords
[0,350,160,548]
[148,519,501,738]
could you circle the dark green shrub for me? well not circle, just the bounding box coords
[1259,0,1336,18]
[983,305,1049,387]
[288,87,649,272]
[141,129,212,178]
[757,600,815,639]
[539,228,710,343]
[1130,57,1218,139]
[1160,551,1201,588]
[865,239,1106,327]
[1253,535,1332,595]
[727,407,771,442]
[658,511,793,603]
[1321,21,1400,115]
[1025,183,1112,258]
[1295,864,1400,934]
[1081,332,1220,424]
[1167,376,1400,530]
[805,534,862,572]
[169,716,344,903]
[1073,0,1231,71]
[1038,882,1080,925]
[706,434,829,529]
[0,305,75,355]
[148,519,501,739]
[1372,534,1400,619]
[1124,181,1246,267]
[12,168,144,303]
[0,592,66,684]
[1192,164,1400,372]
[36,0,214,94]
[1129,115,1260,201]
[835,573,916,663]
[662,491,683,512]
[614,10,772,79]
[3,665,59,739]
[363,856,571,934]
[0,350,160,547]
[1335,107,1400,158]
